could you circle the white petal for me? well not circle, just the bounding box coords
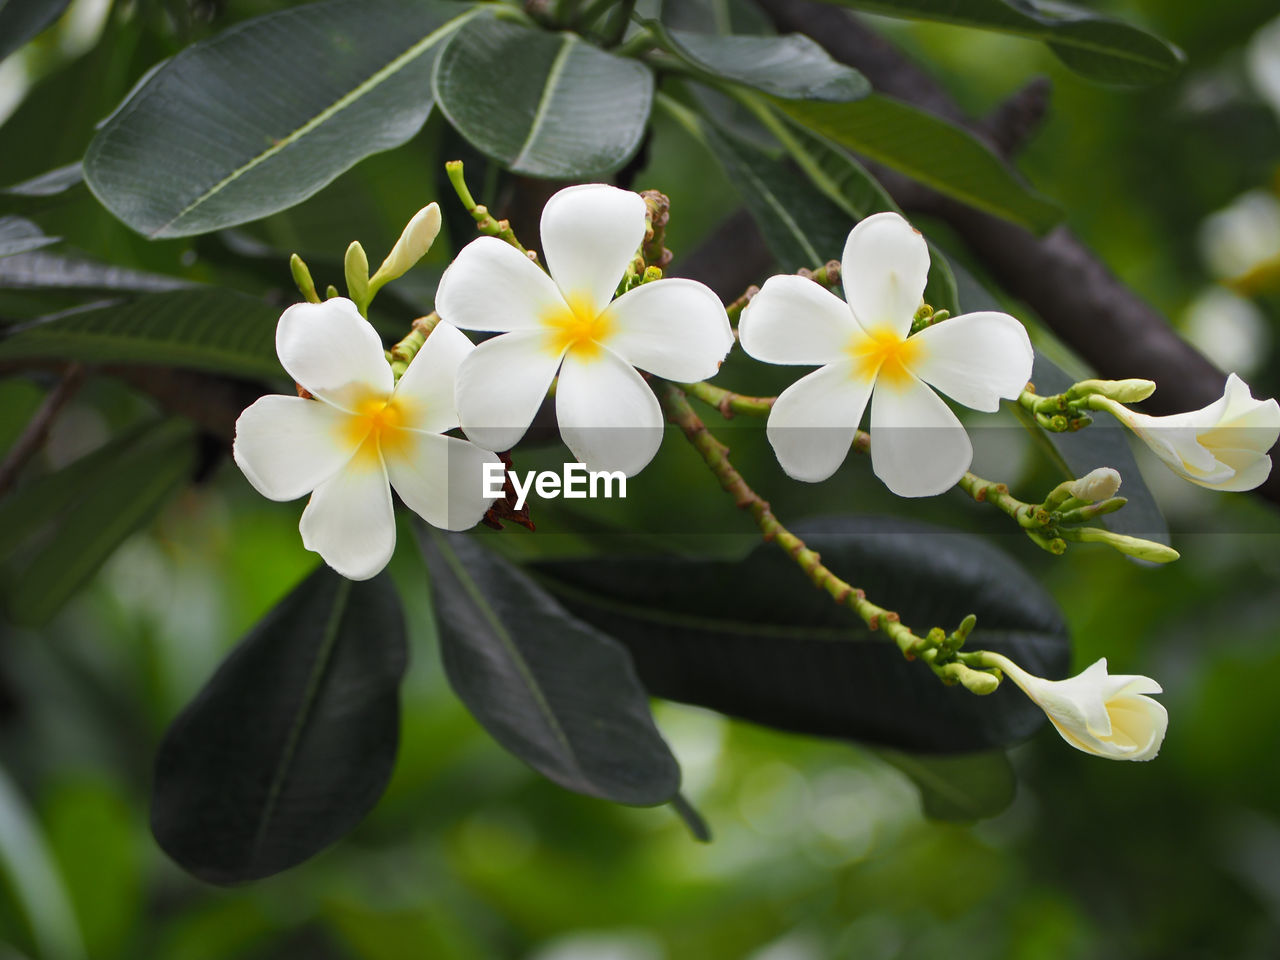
[384,431,500,531]
[1187,446,1272,492]
[233,395,359,501]
[905,311,1033,412]
[766,361,873,482]
[556,346,662,476]
[456,330,563,452]
[435,236,566,332]
[841,212,929,339]
[601,278,733,380]
[299,445,396,581]
[390,321,473,435]
[1211,373,1280,454]
[276,298,392,411]
[540,183,646,314]
[739,274,862,366]
[869,374,972,497]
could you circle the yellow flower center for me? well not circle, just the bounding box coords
[543,293,611,359]
[342,391,410,463]
[850,327,922,387]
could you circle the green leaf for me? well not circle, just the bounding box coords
[0,0,71,64]
[0,767,86,960]
[420,530,681,806]
[685,96,957,312]
[0,289,283,380]
[432,17,655,179]
[534,515,1070,754]
[649,23,869,101]
[877,749,1016,822]
[83,0,480,238]
[0,419,197,626]
[0,251,191,292]
[1031,351,1170,545]
[151,565,407,884]
[0,216,59,258]
[773,94,1062,233]
[815,0,1183,87]
[2,162,83,197]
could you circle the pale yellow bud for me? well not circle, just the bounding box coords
[1066,467,1122,502]
[374,203,442,284]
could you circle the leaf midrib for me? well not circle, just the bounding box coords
[150,7,481,237]
[512,33,577,169]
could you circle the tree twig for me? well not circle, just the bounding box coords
[0,364,85,496]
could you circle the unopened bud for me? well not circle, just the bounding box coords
[374,203,442,285]
[1067,467,1122,503]
[1069,378,1157,403]
[345,240,369,309]
[1067,527,1180,563]
[290,253,320,303]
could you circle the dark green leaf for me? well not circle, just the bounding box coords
[0,289,283,380]
[877,749,1016,821]
[84,1,480,238]
[534,515,1070,753]
[774,95,1062,233]
[421,530,680,806]
[0,251,190,291]
[0,216,59,258]
[816,0,1183,87]
[1031,351,1170,544]
[2,162,83,197]
[433,17,654,179]
[650,24,869,101]
[0,419,197,626]
[0,0,72,63]
[152,566,407,884]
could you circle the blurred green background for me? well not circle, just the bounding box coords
[4,0,1280,957]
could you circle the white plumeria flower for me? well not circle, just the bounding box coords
[982,653,1167,761]
[739,212,1033,497]
[1091,373,1280,492]
[233,298,500,581]
[435,183,734,476]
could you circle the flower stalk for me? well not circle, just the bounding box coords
[444,160,535,259]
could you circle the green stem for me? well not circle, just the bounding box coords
[605,0,637,46]
[575,0,619,32]
[444,160,535,259]
[659,383,998,694]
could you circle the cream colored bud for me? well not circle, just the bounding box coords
[1066,467,1122,502]
[375,203,442,283]
[1073,379,1157,403]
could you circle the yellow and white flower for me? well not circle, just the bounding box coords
[1091,373,1280,492]
[233,298,499,580]
[436,183,733,476]
[739,212,1033,497]
[982,653,1167,761]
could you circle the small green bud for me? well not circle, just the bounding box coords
[345,240,370,310]
[1068,378,1157,404]
[290,253,320,303]
[1064,527,1180,563]
[958,667,1000,696]
[371,202,442,289]
[325,284,340,300]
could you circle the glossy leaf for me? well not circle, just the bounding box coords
[421,530,681,806]
[877,749,1016,821]
[0,250,191,292]
[651,23,869,101]
[152,566,408,884]
[817,0,1184,87]
[1,162,83,197]
[0,0,72,63]
[691,101,957,313]
[433,17,654,179]
[84,0,480,238]
[0,419,196,626]
[0,216,59,258]
[0,289,283,380]
[774,95,1062,233]
[1031,351,1170,544]
[534,516,1070,754]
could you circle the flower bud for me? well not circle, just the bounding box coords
[1070,378,1157,403]
[1066,527,1180,563]
[374,203,442,285]
[290,253,320,303]
[1066,467,1122,503]
[980,652,1167,761]
[344,240,369,308]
